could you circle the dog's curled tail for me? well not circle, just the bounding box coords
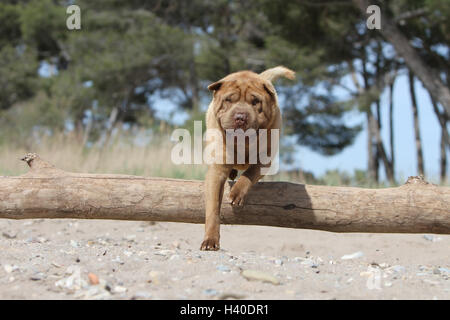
[259,66,295,82]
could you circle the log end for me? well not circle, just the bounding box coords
[20,153,57,172]
[21,153,39,167]
[403,175,434,186]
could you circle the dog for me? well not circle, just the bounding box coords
[200,66,295,251]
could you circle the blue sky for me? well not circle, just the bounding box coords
[293,74,449,183]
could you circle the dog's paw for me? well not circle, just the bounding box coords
[229,177,251,207]
[200,238,220,251]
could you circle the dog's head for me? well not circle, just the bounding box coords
[208,66,295,132]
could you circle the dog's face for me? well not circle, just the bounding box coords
[208,71,277,132]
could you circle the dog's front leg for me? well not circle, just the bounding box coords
[229,164,264,206]
[200,165,231,251]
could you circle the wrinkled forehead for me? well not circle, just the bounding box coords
[219,72,267,96]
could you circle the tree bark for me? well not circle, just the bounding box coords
[366,111,377,184]
[440,130,447,184]
[353,0,450,118]
[408,72,425,176]
[1,154,449,234]
[389,80,395,178]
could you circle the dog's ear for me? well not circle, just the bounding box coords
[207,81,223,92]
[263,82,276,99]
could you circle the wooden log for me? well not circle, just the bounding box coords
[0,153,449,234]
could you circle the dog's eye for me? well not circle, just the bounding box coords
[252,98,260,106]
[225,97,232,102]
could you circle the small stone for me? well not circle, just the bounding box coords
[30,273,45,281]
[154,250,175,256]
[113,286,127,294]
[2,231,17,239]
[88,273,100,285]
[274,259,283,266]
[37,237,47,243]
[124,234,136,241]
[216,265,231,272]
[300,259,315,267]
[241,270,279,285]
[123,250,133,257]
[203,289,218,296]
[133,291,152,299]
[218,292,246,300]
[172,241,181,249]
[4,264,16,273]
[423,235,442,242]
[390,265,406,273]
[437,267,450,274]
[70,240,80,248]
[341,251,364,260]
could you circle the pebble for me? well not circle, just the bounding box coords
[203,289,218,296]
[133,291,152,299]
[112,256,124,264]
[113,286,127,294]
[3,264,18,274]
[274,259,283,266]
[216,265,231,272]
[423,235,442,242]
[70,240,80,248]
[2,231,17,239]
[88,273,100,285]
[341,251,364,260]
[154,250,175,256]
[389,265,406,274]
[123,250,133,257]
[30,273,45,281]
[124,235,136,241]
[438,267,450,274]
[55,265,87,290]
[218,292,246,300]
[241,270,279,285]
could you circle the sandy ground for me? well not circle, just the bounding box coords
[0,219,448,300]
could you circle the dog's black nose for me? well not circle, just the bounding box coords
[234,112,248,127]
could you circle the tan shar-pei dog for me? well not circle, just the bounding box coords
[201,66,295,251]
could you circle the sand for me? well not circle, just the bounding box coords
[0,219,448,300]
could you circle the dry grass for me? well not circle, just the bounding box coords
[2,133,446,187]
[0,133,207,180]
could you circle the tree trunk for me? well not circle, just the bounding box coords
[440,130,447,184]
[430,97,450,148]
[408,72,425,176]
[366,112,377,184]
[353,0,450,118]
[389,80,395,178]
[368,104,395,185]
[1,153,448,234]
[429,97,449,184]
